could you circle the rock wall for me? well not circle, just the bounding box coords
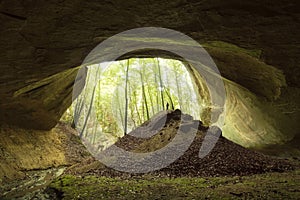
[0,0,299,130]
[0,123,90,181]
[0,0,299,178]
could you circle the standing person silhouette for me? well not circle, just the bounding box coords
[166,102,169,110]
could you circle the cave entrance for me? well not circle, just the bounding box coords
[61,58,209,149]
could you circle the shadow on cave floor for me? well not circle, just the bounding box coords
[1,110,299,199]
[251,134,300,160]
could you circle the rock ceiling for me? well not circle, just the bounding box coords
[0,0,299,131]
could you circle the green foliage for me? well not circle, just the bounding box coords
[64,58,201,150]
[60,107,74,124]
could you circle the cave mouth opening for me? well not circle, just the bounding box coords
[61,57,209,149]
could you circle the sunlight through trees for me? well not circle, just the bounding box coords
[62,58,202,150]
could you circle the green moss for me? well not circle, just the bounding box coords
[48,170,300,199]
[115,36,198,47]
[203,41,262,58]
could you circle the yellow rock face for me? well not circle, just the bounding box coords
[0,125,69,180]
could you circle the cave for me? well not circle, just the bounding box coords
[0,0,299,199]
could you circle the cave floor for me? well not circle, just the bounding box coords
[44,169,300,199]
[1,116,299,199]
[1,169,299,199]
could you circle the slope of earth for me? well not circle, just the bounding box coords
[66,110,297,178]
[1,110,299,199]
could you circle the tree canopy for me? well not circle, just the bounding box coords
[61,58,202,150]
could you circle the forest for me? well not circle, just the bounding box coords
[61,58,202,150]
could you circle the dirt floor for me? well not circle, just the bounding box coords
[47,170,300,200]
[65,110,297,178]
[1,110,299,199]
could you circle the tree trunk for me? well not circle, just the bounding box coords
[80,67,99,138]
[124,59,130,135]
[156,58,165,110]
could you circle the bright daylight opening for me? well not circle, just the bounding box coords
[61,58,203,150]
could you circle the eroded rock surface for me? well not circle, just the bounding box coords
[0,0,299,130]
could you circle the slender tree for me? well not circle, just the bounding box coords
[147,85,155,115]
[73,66,90,128]
[124,59,130,134]
[80,67,99,138]
[156,58,165,110]
[93,67,102,144]
[173,62,183,110]
[139,60,150,120]
[133,90,142,124]
[116,86,124,132]
[128,81,137,129]
[153,70,160,113]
